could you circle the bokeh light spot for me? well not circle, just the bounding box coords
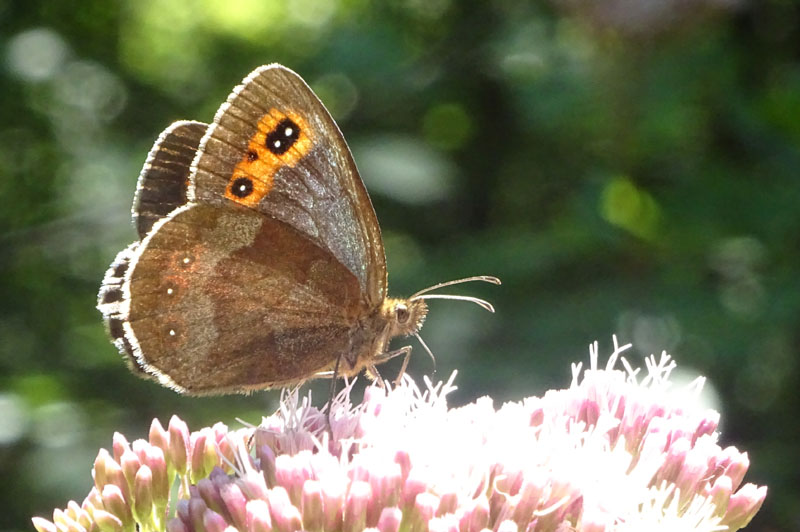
[600,176,661,240]
[287,0,337,28]
[709,237,766,318]
[354,135,455,204]
[32,401,87,448]
[5,27,68,82]
[0,393,29,445]
[52,61,128,122]
[311,72,359,121]
[204,0,284,37]
[120,0,212,94]
[617,310,682,356]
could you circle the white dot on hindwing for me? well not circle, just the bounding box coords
[169,329,176,336]
[284,127,293,136]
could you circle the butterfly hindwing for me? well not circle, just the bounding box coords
[97,242,152,377]
[133,120,208,238]
[99,121,209,376]
[121,203,367,394]
[189,65,387,307]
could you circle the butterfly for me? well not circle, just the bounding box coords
[97,64,499,395]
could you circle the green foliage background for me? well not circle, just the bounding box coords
[1,1,797,530]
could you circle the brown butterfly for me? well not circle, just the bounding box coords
[97,64,499,395]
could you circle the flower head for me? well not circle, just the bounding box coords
[33,338,766,532]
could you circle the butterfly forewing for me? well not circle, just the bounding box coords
[189,64,387,307]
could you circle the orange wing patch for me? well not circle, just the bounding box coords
[225,109,314,207]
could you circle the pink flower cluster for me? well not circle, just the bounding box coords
[33,340,766,532]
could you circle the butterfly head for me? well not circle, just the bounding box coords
[383,297,428,337]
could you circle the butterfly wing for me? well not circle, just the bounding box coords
[97,242,148,376]
[133,120,208,238]
[189,65,387,308]
[99,121,208,376]
[118,203,366,394]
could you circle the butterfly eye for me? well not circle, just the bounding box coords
[395,303,410,324]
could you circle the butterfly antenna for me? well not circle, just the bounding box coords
[413,294,495,312]
[409,275,499,312]
[410,275,501,298]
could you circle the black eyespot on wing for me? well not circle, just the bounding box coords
[247,150,258,162]
[231,177,254,198]
[266,118,300,155]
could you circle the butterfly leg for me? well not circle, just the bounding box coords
[393,345,413,386]
[365,364,388,389]
[371,345,413,386]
